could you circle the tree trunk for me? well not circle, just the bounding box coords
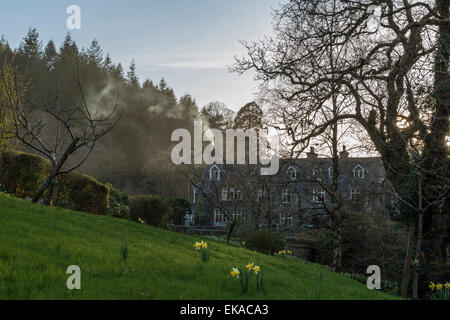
[43,182,55,206]
[227,221,236,245]
[32,138,79,204]
[401,221,416,298]
[416,0,450,298]
[412,175,424,299]
[332,225,342,273]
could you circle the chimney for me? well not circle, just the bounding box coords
[340,145,349,159]
[307,147,318,160]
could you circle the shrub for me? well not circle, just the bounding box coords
[245,229,285,255]
[53,172,110,215]
[168,198,191,225]
[0,150,49,198]
[0,149,110,215]
[130,195,172,228]
[107,184,130,219]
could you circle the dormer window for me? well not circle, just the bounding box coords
[353,165,365,179]
[328,167,334,179]
[286,166,297,180]
[209,165,221,181]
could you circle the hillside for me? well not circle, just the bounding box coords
[0,194,399,300]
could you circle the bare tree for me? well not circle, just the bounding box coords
[1,59,121,205]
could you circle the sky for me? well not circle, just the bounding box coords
[0,0,277,111]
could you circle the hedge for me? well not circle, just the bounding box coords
[0,150,49,198]
[0,149,109,215]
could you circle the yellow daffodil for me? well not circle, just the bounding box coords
[194,242,202,250]
[288,250,292,255]
[242,242,246,245]
[246,262,254,270]
[253,265,261,274]
[230,268,240,278]
[201,241,208,249]
[429,282,436,291]
[445,282,450,289]
[278,250,286,255]
[436,283,443,290]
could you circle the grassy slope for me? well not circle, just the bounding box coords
[0,194,399,300]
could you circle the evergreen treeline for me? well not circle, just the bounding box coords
[0,28,200,197]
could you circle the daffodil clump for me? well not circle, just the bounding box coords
[428,281,450,300]
[275,250,293,256]
[193,241,210,262]
[230,262,263,294]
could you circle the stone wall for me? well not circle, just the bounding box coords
[285,236,315,261]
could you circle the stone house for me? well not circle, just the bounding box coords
[191,147,388,236]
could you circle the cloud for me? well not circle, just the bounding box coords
[134,51,237,70]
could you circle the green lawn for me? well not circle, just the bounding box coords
[0,194,399,300]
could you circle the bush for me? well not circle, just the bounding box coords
[0,150,110,215]
[130,195,172,228]
[246,229,285,255]
[53,172,110,215]
[0,150,49,198]
[168,198,191,225]
[107,184,130,219]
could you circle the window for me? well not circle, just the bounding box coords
[232,209,247,221]
[214,209,226,225]
[257,189,263,202]
[222,188,228,201]
[312,165,321,177]
[286,166,297,180]
[222,187,241,201]
[282,189,291,204]
[313,188,326,203]
[286,214,293,227]
[353,165,365,179]
[280,213,286,225]
[209,166,220,181]
[280,213,293,227]
[350,187,362,203]
[328,167,334,179]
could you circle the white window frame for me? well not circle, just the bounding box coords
[313,188,326,203]
[282,189,291,204]
[287,166,297,180]
[257,189,263,202]
[286,214,293,227]
[232,209,247,221]
[222,188,228,201]
[328,167,334,179]
[209,165,221,181]
[350,187,361,202]
[280,213,286,225]
[353,165,365,179]
[312,165,321,176]
[214,209,226,225]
